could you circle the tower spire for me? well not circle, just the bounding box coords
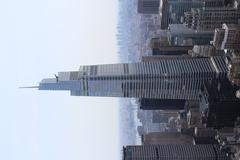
[19,86,39,89]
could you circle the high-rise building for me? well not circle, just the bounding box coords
[139,122,166,133]
[160,0,225,29]
[187,108,201,127]
[184,8,240,31]
[152,45,193,55]
[226,50,240,85]
[188,45,225,57]
[123,144,229,160]
[151,36,169,47]
[137,110,168,133]
[137,0,160,14]
[168,24,214,46]
[200,80,240,128]
[203,0,225,7]
[232,0,240,9]
[37,57,227,100]
[194,127,216,138]
[142,55,192,62]
[213,24,240,50]
[160,0,205,29]
[152,110,178,123]
[150,37,193,55]
[142,132,193,144]
[139,98,186,110]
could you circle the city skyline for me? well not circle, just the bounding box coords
[2,0,240,159]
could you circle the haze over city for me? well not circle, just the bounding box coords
[1,0,240,160]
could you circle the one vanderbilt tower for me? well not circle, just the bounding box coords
[35,57,227,100]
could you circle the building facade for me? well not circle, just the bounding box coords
[137,0,160,14]
[139,98,186,110]
[160,0,205,29]
[168,24,214,46]
[142,132,193,144]
[188,45,225,57]
[150,37,192,55]
[213,24,240,50]
[184,8,240,31]
[200,80,240,128]
[142,55,192,62]
[123,144,229,160]
[160,0,225,29]
[226,50,240,85]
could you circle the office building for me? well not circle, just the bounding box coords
[123,144,229,160]
[188,45,225,57]
[203,0,225,7]
[194,127,216,138]
[193,137,218,144]
[141,122,166,133]
[226,50,240,85]
[137,110,167,134]
[150,36,168,47]
[187,108,201,128]
[160,0,225,29]
[36,57,228,100]
[184,8,240,31]
[152,110,178,123]
[150,37,192,55]
[142,132,193,144]
[152,45,191,55]
[213,24,240,50]
[200,80,240,128]
[139,98,186,110]
[160,0,205,29]
[142,55,192,62]
[137,0,160,14]
[168,24,214,46]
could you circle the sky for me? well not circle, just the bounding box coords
[0,0,121,160]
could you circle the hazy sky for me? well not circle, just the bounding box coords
[0,0,121,160]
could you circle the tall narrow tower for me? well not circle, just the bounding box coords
[37,57,227,100]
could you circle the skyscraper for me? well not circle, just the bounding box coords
[123,144,229,160]
[142,55,192,62]
[139,98,186,110]
[213,24,240,50]
[226,50,240,85]
[142,132,193,144]
[160,0,224,29]
[200,80,240,128]
[168,24,214,46]
[184,8,240,31]
[150,37,193,55]
[137,0,160,14]
[188,45,225,57]
[37,57,227,100]
[160,0,205,29]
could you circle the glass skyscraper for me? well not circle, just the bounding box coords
[38,57,227,100]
